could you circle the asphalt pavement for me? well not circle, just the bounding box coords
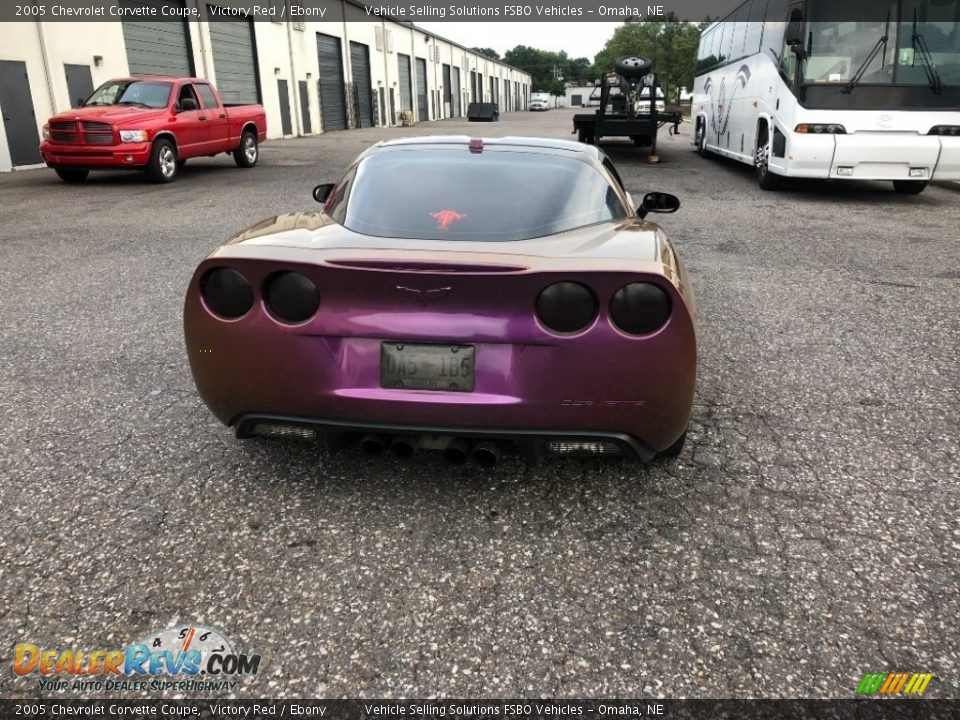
[0,109,958,698]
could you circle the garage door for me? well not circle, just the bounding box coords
[207,9,260,104]
[442,64,452,118]
[0,60,42,166]
[349,41,373,128]
[451,67,460,117]
[397,53,412,112]
[120,0,193,77]
[316,33,346,132]
[415,57,428,121]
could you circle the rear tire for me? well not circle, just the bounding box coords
[147,139,178,183]
[893,180,927,195]
[54,168,89,183]
[658,431,687,459]
[234,130,258,168]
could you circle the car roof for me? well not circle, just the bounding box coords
[118,76,202,83]
[368,135,603,160]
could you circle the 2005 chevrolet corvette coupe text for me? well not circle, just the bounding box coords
[183,136,696,464]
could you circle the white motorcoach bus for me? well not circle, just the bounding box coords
[692,0,960,192]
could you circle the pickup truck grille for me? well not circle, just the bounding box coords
[81,122,114,145]
[49,121,115,145]
[50,121,78,144]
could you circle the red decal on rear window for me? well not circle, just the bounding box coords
[430,210,467,231]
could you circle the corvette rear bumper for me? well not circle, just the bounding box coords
[234,413,656,460]
[184,256,697,457]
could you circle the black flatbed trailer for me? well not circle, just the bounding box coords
[572,57,682,155]
[573,109,683,152]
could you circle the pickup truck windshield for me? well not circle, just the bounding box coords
[84,81,173,109]
[328,148,628,242]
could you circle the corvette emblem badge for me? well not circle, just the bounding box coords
[394,286,453,305]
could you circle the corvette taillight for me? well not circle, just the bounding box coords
[609,282,671,335]
[264,271,320,323]
[535,282,598,334]
[201,267,254,319]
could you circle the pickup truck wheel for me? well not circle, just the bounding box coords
[234,131,258,168]
[147,139,178,183]
[55,168,89,183]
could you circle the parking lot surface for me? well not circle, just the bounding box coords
[1,109,958,698]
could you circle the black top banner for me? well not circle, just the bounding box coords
[1,699,959,720]
[0,0,911,23]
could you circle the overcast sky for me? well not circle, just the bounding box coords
[417,22,625,62]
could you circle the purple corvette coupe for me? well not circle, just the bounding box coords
[184,136,696,464]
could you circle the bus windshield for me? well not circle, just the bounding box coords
[803,0,960,87]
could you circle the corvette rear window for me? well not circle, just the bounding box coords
[328,148,628,241]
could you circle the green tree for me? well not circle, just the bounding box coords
[471,47,501,61]
[504,46,588,93]
[548,79,566,99]
[594,16,707,103]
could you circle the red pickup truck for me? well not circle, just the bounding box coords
[40,76,266,183]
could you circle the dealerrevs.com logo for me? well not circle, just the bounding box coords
[14,624,261,693]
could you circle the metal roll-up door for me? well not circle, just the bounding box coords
[397,53,412,112]
[442,64,452,117]
[120,0,193,77]
[207,9,260,104]
[451,67,461,117]
[415,57,428,121]
[316,33,346,131]
[349,41,373,128]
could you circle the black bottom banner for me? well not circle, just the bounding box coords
[1,699,959,720]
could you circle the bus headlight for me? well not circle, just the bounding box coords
[795,124,846,134]
[928,125,960,136]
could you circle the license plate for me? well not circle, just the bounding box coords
[380,343,475,392]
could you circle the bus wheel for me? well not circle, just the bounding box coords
[893,180,927,195]
[696,121,711,158]
[755,128,782,191]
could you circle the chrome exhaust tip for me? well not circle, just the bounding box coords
[471,441,501,467]
[389,435,418,458]
[444,438,472,465]
[359,434,389,455]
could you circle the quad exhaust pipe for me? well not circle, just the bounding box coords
[389,435,418,458]
[444,438,472,465]
[471,441,501,467]
[359,434,389,455]
[359,433,501,465]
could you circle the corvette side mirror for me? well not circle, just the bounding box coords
[637,192,680,219]
[313,183,335,204]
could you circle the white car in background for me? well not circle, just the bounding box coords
[530,94,550,111]
[636,87,666,114]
